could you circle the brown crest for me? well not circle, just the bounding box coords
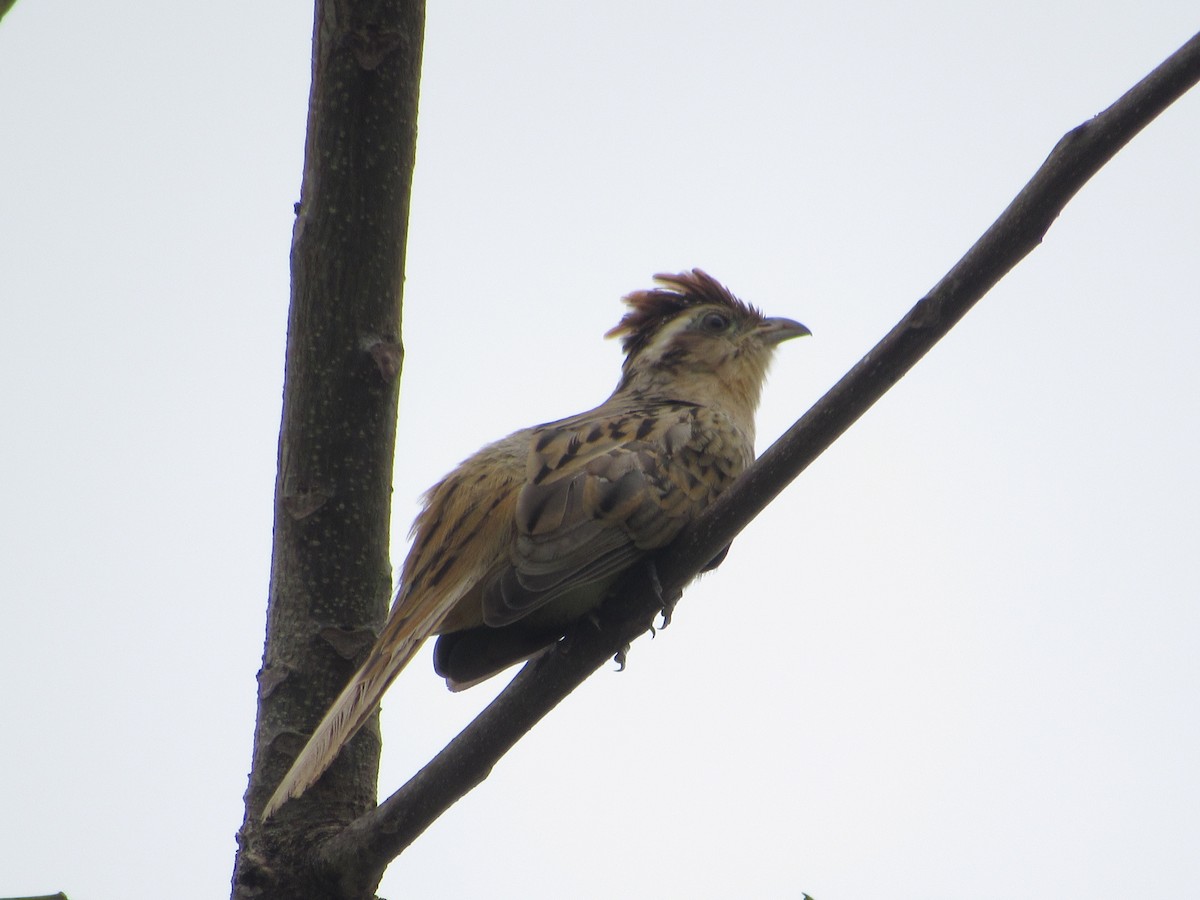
[606,269,764,359]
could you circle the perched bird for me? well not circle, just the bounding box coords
[263,269,809,819]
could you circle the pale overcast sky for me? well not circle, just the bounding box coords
[2,3,1198,899]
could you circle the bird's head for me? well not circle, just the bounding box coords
[606,269,810,418]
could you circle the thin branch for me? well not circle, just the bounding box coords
[323,28,1200,885]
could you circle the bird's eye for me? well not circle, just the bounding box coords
[700,312,729,332]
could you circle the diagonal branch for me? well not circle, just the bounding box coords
[321,28,1200,886]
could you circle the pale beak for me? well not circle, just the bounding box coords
[757,316,812,345]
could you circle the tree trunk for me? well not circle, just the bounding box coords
[230,2,423,898]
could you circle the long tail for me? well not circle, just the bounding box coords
[263,443,523,819]
[261,593,457,820]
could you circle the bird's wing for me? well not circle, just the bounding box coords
[263,402,752,817]
[262,434,526,820]
[482,402,747,626]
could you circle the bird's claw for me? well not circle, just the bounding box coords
[644,558,681,629]
[614,643,631,671]
[659,587,682,629]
